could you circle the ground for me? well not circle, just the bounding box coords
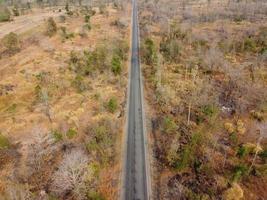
[0,2,131,199]
[139,0,267,199]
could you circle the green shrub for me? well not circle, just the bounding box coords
[106,97,118,113]
[66,128,78,139]
[111,55,122,75]
[0,133,10,149]
[176,132,203,170]
[160,38,181,62]
[84,14,90,23]
[162,117,177,134]
[86,119,115,165]
[259,148,267,161]
[202,105,217,118]
[142,38,157,65]
[60,26,75,40]
[232,164,250,182]
[46,17,57,37]
[52,130,63,142]
[229,132,238,146]
[114,39,129,61]
[244,38,257,52]
[2,32,20,53]
[65,3,69,12]
[83,23,91,31]
[12,6,19,16]
[87,191,105,200]
[237,145,250,158]
[0,6,11,22]
[72,75,86,92]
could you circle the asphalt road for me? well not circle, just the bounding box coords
[121,0,150,199]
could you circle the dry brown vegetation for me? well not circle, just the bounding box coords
[139,0,267,199]
[0,0,131,199]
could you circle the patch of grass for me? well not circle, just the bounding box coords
[106,97,118,113]
[111,55,122,75]
[202,104,217,118]
[231,164,250,182]
[71,75,87,92]
[5,103,17,113]
[176,132,203,170]
[66,128,78,139]
[237,145,250,158]
[0,133,10,149]
[0,6,11,22]
[162,117,177,134]
[52,130,63,142]
[87,191,105,200]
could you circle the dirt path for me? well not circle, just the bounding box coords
[0,11,61,38]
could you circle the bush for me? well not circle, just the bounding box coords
[114,39,129,61]
[160,38,181,62]
[142,38,157,65]
[65,3,69,12]
[0,133,10,149]
[46,17,57,37]
[84,14,90,23]
[12,6,19,16]
[60,26,75,40]
[52,130,63,142]
[176,132,203,170]
[66,128,78,139]
[244,38,257,52]
[0,6,11,22]
[2,32,20,54]
[111,55,122,75]
[162,117,177,134]
[232,164,249,182]
[86,118,116,165]
[222,183,244,200]
[202,105,217,118]
[106,97,118,113]
[83,23,91,31]
[99,4,107,15]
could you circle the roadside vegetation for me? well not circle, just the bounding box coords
[139,0,267,199]
[0,0,130,199]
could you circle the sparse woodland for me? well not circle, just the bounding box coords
[139,0,267,199]
[0,0,130,199]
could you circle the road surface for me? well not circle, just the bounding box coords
[122,0,150,199]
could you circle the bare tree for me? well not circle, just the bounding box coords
[50,149,91,200]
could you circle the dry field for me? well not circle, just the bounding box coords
[139,0,267,199]
[0,2,131,199]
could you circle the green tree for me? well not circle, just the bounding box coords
[111,55,122,75]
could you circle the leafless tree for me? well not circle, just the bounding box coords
[50,149,91,200]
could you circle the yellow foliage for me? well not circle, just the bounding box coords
[243,143,263,153]
[224,122,235,134]
[223,183,243,200]
[236,120,246,134]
